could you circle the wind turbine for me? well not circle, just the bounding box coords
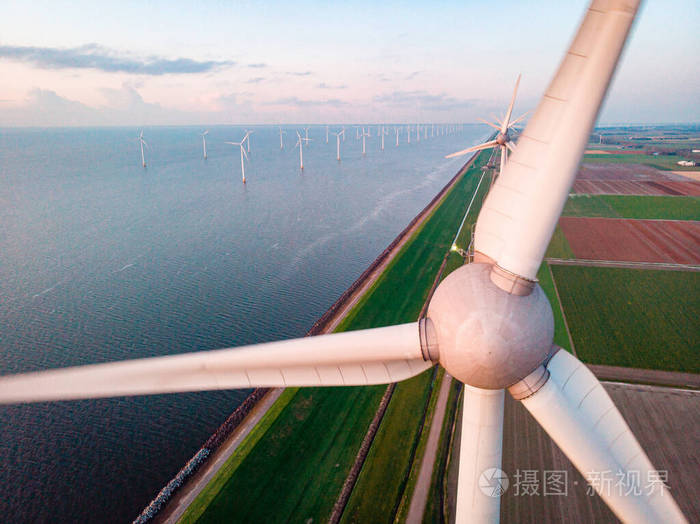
[407,125,411,144]
[395,126,401,146]
[416,124,420,142]
[138,130,149,168]
[0,3,687,524]
[380,126,386,151]
[332,129,345,161]
[326,125,329,144]
[200,130,209,160]
[294,131,311,170]
[279,127,286,150]
[224,131,251,183]
[361,128,370,155]
[445,74,528,175]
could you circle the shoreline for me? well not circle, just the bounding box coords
[140,152,481,524]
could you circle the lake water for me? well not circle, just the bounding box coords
[0,124,486,523]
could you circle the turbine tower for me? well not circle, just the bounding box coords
[224,132,250,183]
[279,127,286,150]
[0,3,686,523]
[138,130,148,168]
[395,126,400,146]
[333,129,345,161]
[446,74,528,175]
[200,130,209,159]
[294,131,311,170]
[361,128,370,155]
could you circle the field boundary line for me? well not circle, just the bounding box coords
[546,258,700,272]
[547,263,577,356]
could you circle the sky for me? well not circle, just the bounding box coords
[0,0,698,126]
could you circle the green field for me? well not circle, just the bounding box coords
[181,153,488,523]
[550,266,700,373]
[537,263,573,352]
[563,194,700,220]
[583,153,700,171]
[545,225,575,259]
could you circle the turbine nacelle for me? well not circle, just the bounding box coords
[427,263,553,390]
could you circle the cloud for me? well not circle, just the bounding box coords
[285,71,313,76]
[246,77,266,84]
[317,82,347,89]
[405,71,422,80]
[0,44,234,75]
[264,96,348,108]
[374,90,475,112]
[247,63,267,68]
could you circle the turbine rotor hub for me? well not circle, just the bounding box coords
[427,263,553,389]
[496,132,508,145]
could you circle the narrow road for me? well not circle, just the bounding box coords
[405,374,454,524]
[546,258,700,272]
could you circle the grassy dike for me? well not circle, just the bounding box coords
[179,153,488,523]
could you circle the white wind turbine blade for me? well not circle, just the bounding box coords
[456,387,505,523]
[445,139,499,159]
[507,111,530,128]
[500,74,521,133]
[477,117,502,131]
[505,141,516,153]
[474,0,641,281]
[520,350,687,524]
[241,146,249,162]
[0,323,431,404]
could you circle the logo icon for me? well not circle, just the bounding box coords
[479,468,509,497]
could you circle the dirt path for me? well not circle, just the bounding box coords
[546,257,700,272]
[405,374,454,524]
[588,364,700,389]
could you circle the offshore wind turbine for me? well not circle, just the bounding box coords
[279,127,286,150]
[326,125,329,144]
[200,130,209,159]
[294,131,311,170]
[332,129,345,161]
[407,125,411,144]
[0,3,687,524]
[224,132,250,183]
[395,126,400,146]
[380,126,386,151]
[446,74,528,175]
[361,128,370,155]
[138,130,149,168]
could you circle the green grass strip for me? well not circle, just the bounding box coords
[551,266,700,373]
[178,387,299,523]
[563,194,700,220]
[536,263,572,352]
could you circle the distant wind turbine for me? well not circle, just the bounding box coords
[361,128,370,155]
[325,125,329,144]
[294,131,311,170]
[138,130,149,168]
[407,125,411,144]
[332,129,345,161]
[200,130,209,159]
[279,127,286,150]
[446,74,528,175]
[224,131,251,183]
[395,127,400,146]
[380,126,386,151]
[416,124,420,142]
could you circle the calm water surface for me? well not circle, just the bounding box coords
[0,124,486,522]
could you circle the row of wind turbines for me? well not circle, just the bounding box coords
[136,123,465,183]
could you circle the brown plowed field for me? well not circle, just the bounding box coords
[559,217,700,264]
[500,383,700,523]
[573,163,700,196]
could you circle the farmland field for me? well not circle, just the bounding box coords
[563,194,700,220]
[582,153,700,171]
[550,266,699,373]
[559,217,700,264]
